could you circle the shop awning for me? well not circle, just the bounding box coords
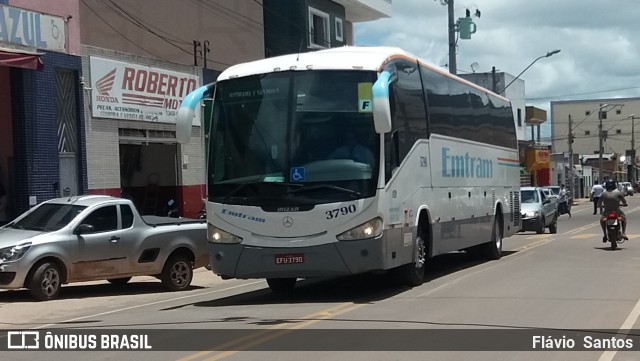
[0,47,44,70]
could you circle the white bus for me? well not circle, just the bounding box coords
[176,46,521,292]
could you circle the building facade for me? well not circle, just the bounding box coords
[551,98,640,183]
[0,0,390,220]
[0,0,84,224]
[78,0,390,218]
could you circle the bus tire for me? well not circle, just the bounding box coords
[394,233,426,287]
[481,216,502,260]
[267,278,297,293]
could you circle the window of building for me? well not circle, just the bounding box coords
[585,130,590,136]
[309,7,329,48]
[517,108,522,127]
[600,111,607,119]
[335,18,344,42]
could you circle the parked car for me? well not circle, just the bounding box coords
[0,195,208,300]
[621,182,634,196]
[543,185,573,213]
[520,187,558,234]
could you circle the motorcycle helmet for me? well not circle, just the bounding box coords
[605,179,617,191]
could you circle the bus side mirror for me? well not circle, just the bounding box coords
[176,82,216,144]
[372,71,392,134]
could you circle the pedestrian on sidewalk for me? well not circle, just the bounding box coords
[559,184,571,218]
[591,180,604,215]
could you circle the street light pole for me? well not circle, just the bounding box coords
[598,104,605,182]
[630,114,636,182]
[499,49,561,94]
[568,114,574,192]
[447,0,456,74]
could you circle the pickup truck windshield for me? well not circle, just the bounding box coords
[11,204,87,232]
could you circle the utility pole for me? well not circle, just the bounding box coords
[447,0,456,75]
[568,114,574,191]
[598,104,604,182]
[631,115,636,182]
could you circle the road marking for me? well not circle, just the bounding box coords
[416,239,550,299]
[175,302,363,361]
[30,280,264,330]
[570,234,599,239]
[597,295,640,361]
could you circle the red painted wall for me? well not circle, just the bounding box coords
[88,185,205,219]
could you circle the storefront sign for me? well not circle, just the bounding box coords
[0,5,66,52]
[90,57,201,126]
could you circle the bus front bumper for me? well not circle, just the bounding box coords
[207,237,387,279]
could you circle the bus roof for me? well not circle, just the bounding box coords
[216,46,509,101]
[217,46,410,81]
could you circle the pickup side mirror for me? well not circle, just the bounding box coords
[74,224,95,235]
[543,199,550,205]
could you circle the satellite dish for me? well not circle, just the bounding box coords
[471,62,479,73]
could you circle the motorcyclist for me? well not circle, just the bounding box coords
[598,179,628,243]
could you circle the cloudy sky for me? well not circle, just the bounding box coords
[353,0,640,139]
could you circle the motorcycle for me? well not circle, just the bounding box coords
[604,205,627,250]
[166,198,179,218]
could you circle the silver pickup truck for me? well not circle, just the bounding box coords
[0,195,208,300]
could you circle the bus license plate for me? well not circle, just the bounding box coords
[275,253,304,265]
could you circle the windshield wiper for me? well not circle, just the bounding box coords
[284,184,361,199]
[221,181,303,201]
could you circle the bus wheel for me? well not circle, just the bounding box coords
[267,278,297,293]
[481,216,502,260]
[394,233,426,287]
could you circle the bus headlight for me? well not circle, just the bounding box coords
[208,224,242,244]
[336,218,383,241]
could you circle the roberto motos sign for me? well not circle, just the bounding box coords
[90,56,201,126]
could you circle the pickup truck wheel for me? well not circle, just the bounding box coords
[536,216,545,234]
[28,262,62,301]
[161,256,193,291]
[107,277,132,286]
[549,215,558,234]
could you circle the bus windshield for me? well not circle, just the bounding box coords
[208,70,379,205]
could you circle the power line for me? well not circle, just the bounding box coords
[527,86,640,101]
[100,0,231,67]
[81,0,157,58]
[103,0,192,45]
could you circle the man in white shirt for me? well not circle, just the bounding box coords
[559,184,571,218]
[591,180,605,215]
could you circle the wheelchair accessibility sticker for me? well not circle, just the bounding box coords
[290,167,305,182]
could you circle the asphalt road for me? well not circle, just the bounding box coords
[2,196,640,361]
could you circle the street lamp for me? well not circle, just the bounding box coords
[499,49,561,94]
[627,114,636,182]
[596,104,625,181]
[598,104,609,182]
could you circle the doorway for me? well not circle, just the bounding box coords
[119,142,178,216]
